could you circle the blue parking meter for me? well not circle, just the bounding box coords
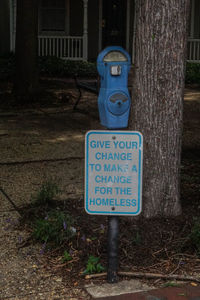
[97,46,131,129]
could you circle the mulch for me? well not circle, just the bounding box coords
[1,78,200,292]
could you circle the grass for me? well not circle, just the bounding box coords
[32,181,60,206]
[33,209,75,246]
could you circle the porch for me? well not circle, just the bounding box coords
[188,39,200,63]
[9,0,200,63]
[9,0,135,61]
[37,36,200,63]
[38,35,84,60]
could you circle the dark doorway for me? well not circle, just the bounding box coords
[102,0,127,48]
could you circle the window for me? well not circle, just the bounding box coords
[40,0,66,32]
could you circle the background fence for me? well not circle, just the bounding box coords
[187,39,200,63]
[38,36,84,60]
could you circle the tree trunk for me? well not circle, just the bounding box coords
[130,0,191,218]
[14,0,39,101]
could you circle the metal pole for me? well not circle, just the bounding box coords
[107,216,119,283]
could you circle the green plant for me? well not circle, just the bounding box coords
[132,231,142,245]
[38,56,97,78]
[32,181,60,205]
[0,53,15,80]
[62,250,72,262]
[39,56,67,76]
[33,210,75,246]
[185,62,200,84]
[84,255,105,274]
[162,281,180,287]
[190,218,200,254]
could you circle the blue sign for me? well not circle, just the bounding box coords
[85,130,143,215]
[97,46,131,129]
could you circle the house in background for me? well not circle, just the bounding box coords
[1,0,200,62]
[188,0,200,62]
[0,0,10,56]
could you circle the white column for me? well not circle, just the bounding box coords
[13,0,16,51]
[9,0,13,51]
[126,0,130,52]
[190,0,195,38]
[83,0,88,61]
[9,0,16,52]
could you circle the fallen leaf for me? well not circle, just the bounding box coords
[55,277,62,282]
[32,264,37,268]
[191,282,198,287]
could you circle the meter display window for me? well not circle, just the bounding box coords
[103,51,127,62]
[110,65,121,75]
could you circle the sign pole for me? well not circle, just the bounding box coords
[85,130,143,283]
[85,44,142,285]
[107,129,119,284]
[107,215,119,283]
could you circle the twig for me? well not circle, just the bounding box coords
[52,258,79,269]
[0,187,22,216]
[172,253,200,262]
[17,236,32,249]
[84,272,107,279]
[84,271,200,283]
[145,260,168,269]
[0,156,84,166]
[169,259,181,275]
[119,271,200,282]
[152,248,164,257]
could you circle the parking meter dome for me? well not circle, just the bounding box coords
[97,46,131,77]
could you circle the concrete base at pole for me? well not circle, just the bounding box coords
[85,279,153,299]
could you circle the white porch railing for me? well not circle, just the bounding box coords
[37,36,200,62]
[187,39,200,63]
[38,36,84,60]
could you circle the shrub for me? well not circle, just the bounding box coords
[190,218,200,254]
[84,255,105,274]
[1,54,200,82]
[62,250,72,262]
[33,210,75,246]
[32,181,60,206]
[0,53,15,80]
[132,231,142,245]
[185,62,200,84]
[39,56,67,76]
[39,56,97,78]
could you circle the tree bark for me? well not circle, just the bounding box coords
[130,0,191,217]
[14,0,39,101]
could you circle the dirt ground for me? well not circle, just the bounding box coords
[0,80,200,299]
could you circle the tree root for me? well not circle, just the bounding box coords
[0,187,22,216]
[84,271,200,283]
[0,156,83,166]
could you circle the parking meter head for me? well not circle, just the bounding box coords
[97,46,131,129]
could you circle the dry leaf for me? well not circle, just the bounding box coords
[191,282,198,287]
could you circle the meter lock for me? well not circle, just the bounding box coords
[107,92,130,116]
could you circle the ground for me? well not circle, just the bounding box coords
[0,79,200,299]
